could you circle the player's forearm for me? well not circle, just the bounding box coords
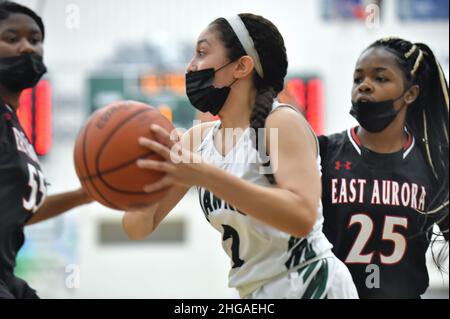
[26,189,92,226]
[202,164,316,238]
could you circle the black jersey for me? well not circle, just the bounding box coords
[0,102,47,281]
[319,127,444,299]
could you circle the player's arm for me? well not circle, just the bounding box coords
[122,121,215,240]
[26,188,92,226]
[202,108,319,237]
[122,185,189,241]
[139,110,319,238]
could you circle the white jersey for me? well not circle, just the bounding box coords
[196,106,333,298]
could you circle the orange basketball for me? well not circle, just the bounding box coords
[74,101,175,211]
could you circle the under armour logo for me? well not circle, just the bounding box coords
[335,161,352,170]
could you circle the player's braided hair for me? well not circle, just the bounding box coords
[209,14,288,184]
[368,38,449,271]
[0,1,45,40]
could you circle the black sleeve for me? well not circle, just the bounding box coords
[438,212,449,242]
[0,111,7,159]
[0,106,14,159]
[318,135,329,169]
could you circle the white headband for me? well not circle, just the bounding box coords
[225,15,264,78]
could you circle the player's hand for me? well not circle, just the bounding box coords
[136,124,207,193]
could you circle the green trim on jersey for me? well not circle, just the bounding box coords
[285,238,318,269]
[300,259,329,299]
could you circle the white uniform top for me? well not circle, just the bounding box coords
[196,105,333,298]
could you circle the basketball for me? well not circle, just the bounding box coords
[73,100,175,211]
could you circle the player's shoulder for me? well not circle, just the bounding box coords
[181,120,219,152]
[266,103,316,147]
[318,129,350,162]
[320,129,349,147]
[324,129,349,145]
[0,102,12,157]
[0,102,10,138]
[266,103,305,127]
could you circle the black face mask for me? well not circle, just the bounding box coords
[350,93,408,133]
[0,55,47,92]
[185,61,237,116]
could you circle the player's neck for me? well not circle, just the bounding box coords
[0,86,21,110]
[218,85,255,130]
[358,124,407,154]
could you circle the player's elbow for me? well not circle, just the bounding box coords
[122,213,154,241]
[290,198,317,238]
[290,218,315,238]
[123,224,149,241]
[125,229,150,241]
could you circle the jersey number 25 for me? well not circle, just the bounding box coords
[345,214,408,265]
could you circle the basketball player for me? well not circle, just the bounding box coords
[123,13,358,299]
[319,38,449,298]
[0,1,92,299]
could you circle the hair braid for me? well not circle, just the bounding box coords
[210,14,288,184]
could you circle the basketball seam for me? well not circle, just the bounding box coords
[82,113,120,209]
[76,126,95,198]
[79,150,156,181]
[96,107,164,195]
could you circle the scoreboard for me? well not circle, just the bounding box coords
[17,80,52,156]
[398,0,449,20]
[279,76,325,135]
[88,71,325,135]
